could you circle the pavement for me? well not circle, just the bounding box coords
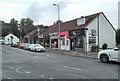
[45,48,98,59]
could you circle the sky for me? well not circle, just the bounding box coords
[0,0,119,29]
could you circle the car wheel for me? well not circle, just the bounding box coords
[100,54,109,63]
[35,49,37,52]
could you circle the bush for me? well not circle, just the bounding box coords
[91,45,99,52]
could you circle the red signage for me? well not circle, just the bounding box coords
[58,31,70,39]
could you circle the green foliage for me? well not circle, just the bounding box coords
[10,18,19,37]
[2,18,35,39]
[20,18,35,38]
[2,22,11,37]
[91,45,99,52]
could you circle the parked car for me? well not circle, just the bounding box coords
[23,43,31,50]
[18,43,25,49]
[98,45,120,63]
[30,44,45,52]
[11,43,19,47]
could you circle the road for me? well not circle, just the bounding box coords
[2,45,119,80]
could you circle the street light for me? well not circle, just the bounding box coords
[53,4,61,49]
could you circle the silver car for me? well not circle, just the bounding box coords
[30,44,45,52]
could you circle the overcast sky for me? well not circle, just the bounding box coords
[0,0,119,29]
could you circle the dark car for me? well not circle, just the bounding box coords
[11,43,18,47]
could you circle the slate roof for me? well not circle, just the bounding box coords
[24,29,37,38]
[43,12,102,35]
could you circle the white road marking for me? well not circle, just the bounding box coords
[72,68,83,71]
[47,55,50,56]
[15,68,31,74]
[59,65,70,68]
[8,66,14,69]
[57,65,88,72]
[40,75,45,77]
[25,71,31,73]
[49,77,53,79]
[16,69,23,73]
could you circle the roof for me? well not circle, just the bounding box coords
[24,25,49,38]
[43,12,102,35]
[24,29,37,38]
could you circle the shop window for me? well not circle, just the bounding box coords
[51,39,58,48]
[91,29,96,36]
[89,37,96,45]
[66,40,69,46]
[75,37,83,48]
[61,37,65,45]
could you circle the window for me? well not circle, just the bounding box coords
[91,29,96,36]
[89,37,96,45]
[75,37,83,48]
[66,40,69,46]
[61,37,65,45]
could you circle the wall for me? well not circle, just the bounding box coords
[86,13,116,52]
[87,18,98,51]
[61,36,70,50]
[5,34,19,44]
[49,32,59,49]
[99,14,116,48]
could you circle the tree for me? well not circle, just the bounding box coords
[10,18,19,37]
[116,29,120,45]
[20,18,35,38]
[2,22,11,37]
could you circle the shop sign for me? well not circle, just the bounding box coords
[38,34,43,38]
[49,32,58,38]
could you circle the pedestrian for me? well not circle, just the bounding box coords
[72,39,75,51]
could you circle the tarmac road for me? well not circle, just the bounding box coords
[2,45,119,80]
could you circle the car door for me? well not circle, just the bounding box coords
[110,48,119,60]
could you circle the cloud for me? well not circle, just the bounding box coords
[24,1,68,25]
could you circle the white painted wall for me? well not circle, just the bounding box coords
[4,34,19,44]
[99,14,116,48]
[86,13,116,52]
[87,18,98,51]
[61,36,70,50]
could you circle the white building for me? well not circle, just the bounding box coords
[86,12,116,51]
[42,12,116,52]
[4,34,19,44]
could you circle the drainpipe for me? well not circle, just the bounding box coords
[97,15,100,52]
[84,28,88,52]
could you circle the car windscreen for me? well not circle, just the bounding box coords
[34,45,41,47]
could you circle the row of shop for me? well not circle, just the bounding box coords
[24,12,116,52]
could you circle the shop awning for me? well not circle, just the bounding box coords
[58,31,70,39]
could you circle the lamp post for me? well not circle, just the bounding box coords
[53,4,61,49]
[18,24,22,41]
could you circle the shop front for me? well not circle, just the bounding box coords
[59,31,70,50]
[49,32,59,49]
[69,29,87,52]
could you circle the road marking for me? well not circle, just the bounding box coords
[16,69,23,73]
[57,65,88,72]
[25,71,31,73]
[72,68,83,71]
[15,68,31,74]
[40,75,45,77]
[47,55,50,56]
[49,77,53,79]
[8,66,14,69]
[58,65,70,68]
